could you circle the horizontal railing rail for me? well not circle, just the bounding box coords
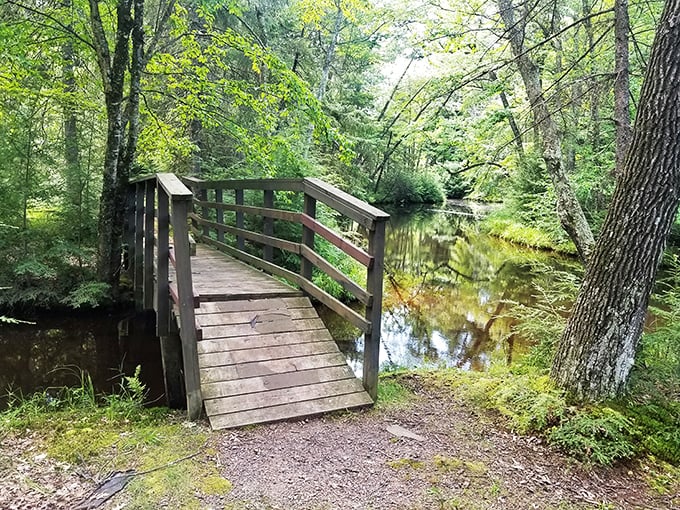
[181,176,389,399]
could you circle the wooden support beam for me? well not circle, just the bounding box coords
[171,198,203,421]
[143,180,155,310]
[363,218,387,401]
[134,183,144,308]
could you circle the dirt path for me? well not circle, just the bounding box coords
[213,376,674,510]
[2,375,677,509]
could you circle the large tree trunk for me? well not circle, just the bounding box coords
[497,0,595,263]
[90,0,145,289]
[551,0,680,400]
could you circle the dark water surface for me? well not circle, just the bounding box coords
[321,202,579,374]
[1,202,578,404]
[0,310,165,408]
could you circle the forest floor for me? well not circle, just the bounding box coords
[2,373,678,510]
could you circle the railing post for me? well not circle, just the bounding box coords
[143,180,155,310]
[156,188,170,336]
[215,188,224,243]
[301,194,316,280]
[156,186,184,409]
[263,189,274,261]
[134,183,145,309]
[363,218,387,401]
[171,197,203,420]
[235,189,245,250]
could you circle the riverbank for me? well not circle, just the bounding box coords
[2,371,677,509]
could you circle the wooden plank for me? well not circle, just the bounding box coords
[198,297,312,313]
[201,317,326,339]
[200,352,349,383]
[199,341,340,368]
[196,307,318,327]
[182,176,304,192]
[197,330,333,354]
[303,178,389,230]
[300,245,371,305]
[197,291,305,302]
[193,200,301,222]
[301,214,372,267]
[205,378,366,416]
[201,365,356,399]
[208,392,373,429]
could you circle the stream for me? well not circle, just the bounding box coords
[0,201,579,406]
[321,201,579,374]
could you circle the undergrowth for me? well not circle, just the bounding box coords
[1,367,230,508]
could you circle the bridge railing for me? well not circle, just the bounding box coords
[181,176,389,400]
[125,173,202,420]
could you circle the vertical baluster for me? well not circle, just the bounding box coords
[134,183,145,308]
[235,188,245,250]
[263,189,274,261]
[215,188,224,243]
[143,180,155,310]
[301,194,316,281]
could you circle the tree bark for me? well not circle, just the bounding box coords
[614,0,632,172]
[497,0,595,263]
[551,0,680,399]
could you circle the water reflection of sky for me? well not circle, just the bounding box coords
[323,202,577,373]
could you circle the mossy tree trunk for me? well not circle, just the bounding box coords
[551,0,680,399]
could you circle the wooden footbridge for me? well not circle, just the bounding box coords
[123,174,388,429]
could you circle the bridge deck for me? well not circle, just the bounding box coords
[178,244,372,429]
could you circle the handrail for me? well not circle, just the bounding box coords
[180,175,389,400]
[124,173,202,420]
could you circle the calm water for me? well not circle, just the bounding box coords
[0,203,578,404]
[320,202,579,373]
[0,310,165,408]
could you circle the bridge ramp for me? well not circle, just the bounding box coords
[186,246,372,429]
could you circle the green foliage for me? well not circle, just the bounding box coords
[374,169,445,205]
[548,408,637,466]
[62,281,111,308]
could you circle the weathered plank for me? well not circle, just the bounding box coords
[201,317,326,339]
[205,378,366,416]
[200,365,356,399]
[197,297,311,313]
[208,392,373,429]
[199,340,340,368]
[197,329,333,354]
[195,307,317,327]
[200,352,349,383]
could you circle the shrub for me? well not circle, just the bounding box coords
[548,408,637,466]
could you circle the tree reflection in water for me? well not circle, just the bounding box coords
[320,203,578,374]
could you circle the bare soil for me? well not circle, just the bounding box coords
[2,374,678,509]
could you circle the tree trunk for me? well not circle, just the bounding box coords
[551,0,680,399]
[489,70,524,157]
[614,0,632,172]
[497,0,595,263]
